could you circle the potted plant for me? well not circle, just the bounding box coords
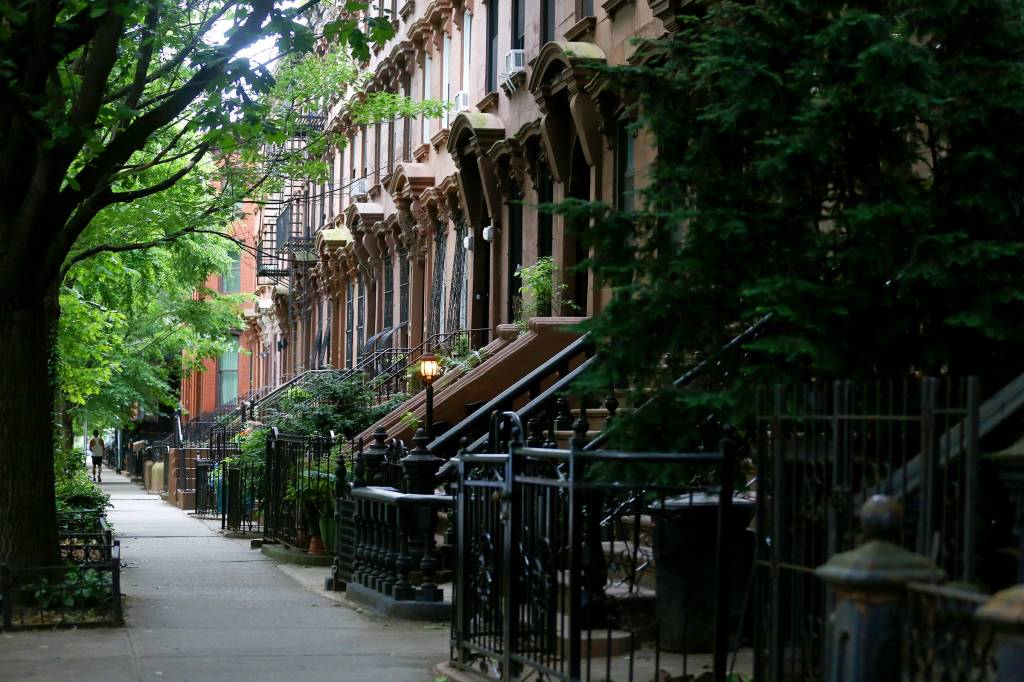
[284,468,335,553]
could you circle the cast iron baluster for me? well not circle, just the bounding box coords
[419,510,442,601]
[371,503,385,591]
[383,505,398,596]
[394,508,414,600]
[527,415,546,447]
[543,399,559,449]
[604,390,618,427]
[352,498,364,584]
[555,396,573,430]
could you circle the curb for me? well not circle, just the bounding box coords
[260,542,334,567]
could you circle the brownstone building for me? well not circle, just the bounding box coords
[188,0,679,431]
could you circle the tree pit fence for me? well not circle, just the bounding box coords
[264,430,336,552]
[58,510,114,563]
[2,510,122,630]
[451,412,743,682]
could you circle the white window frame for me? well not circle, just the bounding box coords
[462,11,472,92]
[422,55,432,144]
[442,35,452,127]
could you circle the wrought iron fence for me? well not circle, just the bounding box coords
[753,377,980,682]
[450,412,742,682]
[2,510,122,630]
[264,430,335,551]
[58,511,114,563]
[904,582,998,682]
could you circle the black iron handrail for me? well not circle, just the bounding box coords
[428,333,593,457]
[583,313,773,451]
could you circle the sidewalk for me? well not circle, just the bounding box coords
[0,467,448,681]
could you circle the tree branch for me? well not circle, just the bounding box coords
[125,2,161,112]
[44,1,276,286]
[103,0,238,105]
[108,142,210,204]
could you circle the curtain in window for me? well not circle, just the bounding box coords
[218,350,239,406]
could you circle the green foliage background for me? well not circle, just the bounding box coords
[570,0,1024,449]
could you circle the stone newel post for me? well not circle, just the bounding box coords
[815,495,944,682]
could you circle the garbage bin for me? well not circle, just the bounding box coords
[651,493,755,652]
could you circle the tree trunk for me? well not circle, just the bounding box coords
[0,291,60,568]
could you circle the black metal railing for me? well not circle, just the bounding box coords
[2,509,123,629]
[264,429,336,551]
[367,328,492,407]
[904,582,998,681]
[753,377,981,682]
[350,487,452,603]
[429,333,592,459]
[58,510,114,563]
[449,411,742,682]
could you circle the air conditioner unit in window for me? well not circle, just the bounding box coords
[504,49,526,75]
[454,90,471,112]
[350,177,368,199]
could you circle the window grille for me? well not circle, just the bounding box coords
[346,280,355,368]
[384,251,395,330]
[357,276,366,360]
[399,248,410,329]
[429,227,447,338]
[447,221,467,333]
[322,297,332,367]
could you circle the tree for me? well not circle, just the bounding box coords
[0,0,399,567]
[572,0,1024,450]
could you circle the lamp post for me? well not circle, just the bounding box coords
[419,353,441,438]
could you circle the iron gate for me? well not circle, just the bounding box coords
[452,413,741,682]
[753,377,980,682]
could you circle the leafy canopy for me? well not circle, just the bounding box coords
[571,0,1024,449]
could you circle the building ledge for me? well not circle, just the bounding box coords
[476,91,499,112]
[601,0,632,18]
[414,142,431,162]
[564,16,597,42]
[400,0,415,19]
[499,71,526,97]
[431,127,450,151]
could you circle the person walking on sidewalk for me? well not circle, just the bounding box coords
[89,430,105,482]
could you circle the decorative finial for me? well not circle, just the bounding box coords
[859,495,902,542]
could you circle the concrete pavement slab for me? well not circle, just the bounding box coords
[0,466,446,682]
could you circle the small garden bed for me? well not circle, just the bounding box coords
[1,513,123,630]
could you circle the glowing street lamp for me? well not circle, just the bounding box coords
[419,353,441,437]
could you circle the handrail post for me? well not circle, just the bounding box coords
[712,430,737,682]
[111,541,124,625]
[816,495,944,682]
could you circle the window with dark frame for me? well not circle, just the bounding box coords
[507,182,524,323]
[542,0,555,43]
[616,121,636,211]
[512,0,525,50]
[384,251,395,329]
[537,165,554,258]
[486,0,499,93]
[346,279,355,368]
